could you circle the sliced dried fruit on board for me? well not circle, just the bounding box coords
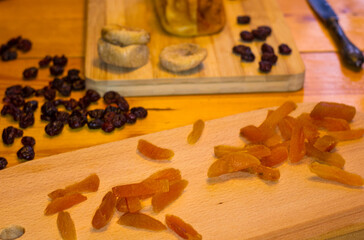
[152,179,189,213]
[247,164,280,181]
[312,117,350,131]
[310,102,356,122]
[309,162,364,187]
[306,143,345,168]
[187,119,205,144]
[48,173,100,199]
[313,135,337,152]
[112,179,170,198]
[289,120,306,163]
[126,196,142,213]
[260,145,288,167]
[214,144,270,159]
[57,211,77,240]
[240,125,266,143]
[143,168,182,182]
[44,193,87,215]
[116,197,128,213]
[327,129,364,141]
[92,191,117,229]
[137,139,174,160]
[165,214,202,240]
[117,212,166,231]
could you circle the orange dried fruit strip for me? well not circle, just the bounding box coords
[126,197,142,213]
[137,139,174,160]
[187,119,205,144]
[44,193,87,216]
[309,162,364,187]
[214,144,270,159]
[327,129,364,141]
[116,197,128,212]
[263,133,282,147]
[247,165,280,181]
[92,191,117,229]
[57,211,77,240]
[112,179,169,198]
[310,101,356,122]
[152,179,188,213]
[305,143,345,168]
[260,145,288,167]
[278,116,295,140]
[313,135,337,152]
[165,214,202,240]
[289,120,306,163]
[312,117,350,131]
[143,168,182,182]
[296,113,320,144]
[207,152,260,178]
[239,125,266,143]
[48,173,100,200]
[214,145,245,158]
[117,212,167,231]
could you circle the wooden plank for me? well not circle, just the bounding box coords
[0,103,363,239]
[85,0,305,96]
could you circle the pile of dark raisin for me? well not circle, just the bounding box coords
[1,36,32,61]
[233,15,292,73]
[17,136,36,161]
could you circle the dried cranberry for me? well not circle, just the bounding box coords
[2,126,23,145]
[5,85,22,97]
[241,52,255,62]
[87,109,105,119]
[43,87,56,101]
[17,145,35,161]
[0,157,8,170]
[68,111,87,129]
[116,97,129,112]
[17,39,32,52]
[41,101,58,118]
[23,100,38,113]
[261,52,278,64]
[124,112,137,124]
[55,111,70,123]
[19,112,35,129]
[45,121,64,136]
[261,43,274,54]
[72,79,85,91]
[130,107,148,119]
[103,91,121,104]
[50,65,64,76]
[86,89,100,102]
[87,119,104,129]
[259,60,273,73]
[63,98,78,111]
[21,86,35,98]
[23,67,38,80]
[21,136,36,147]
[112,113,126,128]
[1,50,17,61]
[279,44,292,55]
[53,55,68,67]
[232,45,251,56]
[237,15,250,24]
[39,55,52,68]
[240,31,254,42]
[101,121,115,133]
[7,36,22,48]
[78,96,91,109]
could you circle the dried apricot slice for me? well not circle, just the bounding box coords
[187,119,205,144]
[48,173,100,200]
[152,179,188,213]
[126,197,142,213]
[263,133,282,147]
[92,191,117,229]
[327,129,364,141]
[313,135,337,152]
[117,212,166,231]
[112,179,169,198]
[312,117,350,131]
[214,144,270,159]
[247,165,280,181]
[239,125,266,143]
[309,162,364,187]
[165,214,202,240]
[143,168,182,182]
[44,193,87,216]
[137,139,174,160]
[116,197,128,212]
[305,143,345,168]
[57,211,77,240]
[310,102,356,122]
[260,145,288,167]
[278,116,295,140]
[289,120,305,163]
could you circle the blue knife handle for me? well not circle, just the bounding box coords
[326,17,364,70]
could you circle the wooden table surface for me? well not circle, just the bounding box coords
[0,0,363,238]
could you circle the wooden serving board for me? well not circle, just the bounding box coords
[0,103,363,240]
[85,0,305,96]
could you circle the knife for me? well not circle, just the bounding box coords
[307,0,364,71]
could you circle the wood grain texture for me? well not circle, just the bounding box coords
[85,0,305,96]
[0,103,363,240]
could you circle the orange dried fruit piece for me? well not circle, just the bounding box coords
[117,212,167,231]
[116,197,128,212]
[143,168,182,182]
[296,113,320,143]
[313,135,337,152]
[152,179,188,213]
[165,214,202,240]
[45,193,87,216]
[207,152,260,178]
[312,117,350,131]
[305,143,345,168]
[214,145,245,158]
[214,144,270,159]
[327,129,364,141]
[187,119,205,144]
[247,165,280,181]
[260,145,288,167]
[112,179,169,198]
[92,191,117,229]
[289,120,306,163]
[310,101,356,122]
[240,125,266,143]
[278,116,295,140]
[137,139,174,160]
[263,133,282,147]
[309,162,364,187]
[126,197,142,213]
[57,211,77,240]
[48,173,100,200]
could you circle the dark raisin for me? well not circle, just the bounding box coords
[279,43,292,55]
[87,109,105,119]
[67,69,80,77]
[259,60,273,73]
[72,79,85,91]
[124,112,137,124]
[5,85,22,97]
[19,112,35,129]
[86,89,100,102]
[39,55,52,68]
[0,157,8,170]
[23,67,38,80]
[41,101,58,118]
[41,114,53,122]
[53,99,64,106]
[252,29,268,41]
[261,52,278,64]
[1,50,17,61]
[68,111,87,129]
[87,119,104,129]
[35,88,44,96]
[103,91,121,104]
[43,87,56,101]
[241,52,255,62]
[130,107,148,119]
[21,86,35,98]
[105,105,121,114]
[16,39,32,52]
[112,113,126,128]
[50,65,64,76]
[0,44,9,55]
[55,111,70,123]
[7,95,25,107]
[50,78,64,89]
[21,136,36,147]
[101,121,115,133]
[63,98,78,111]
[57,82,72,97]
[7,36,22,48]
[240,31,254,42]
[232,45,251,56]
[53,55,68,67]
[66,74,80,84]
[1,104,22,121]
[23,100,38,113]
[45,121,64,136]
[78,96,91,109]
[103,111,116,122]
[261,43,274,54]
[237,15,250,24]
[17,145,35,161]
[258,26,272,36]
[2,126,23,145]
[116,97,129,112]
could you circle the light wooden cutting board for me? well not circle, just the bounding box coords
[85,0,305,96]
[0,103,363,240]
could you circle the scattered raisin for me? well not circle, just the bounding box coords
[252,29,268,41]
[7,36,22,48]
[125,112,137,124]
[45,121,64,136]
[50,65,64,76]
[116,97,129,112]
[41,101,58,118]
[23,67,38,80]
[21,136,36,147]
[53,55,68,67]
[68,69,80,77]
[261,43,274,54]
[1,50,17,61]
[232,45,251,56]
[50,78,64,89]
[39,55,53,68]
[17,39,32,52]
[55,111,70,123]
[237,16,250,24]
[130,107,148,119]
[7,95,25,107]
[43,87,56,101]
[103,91,121,104]
[63,98,78,111]
[17,145,35,161]
[72,79,85,91]
[21,86,35,98]
[241,52,255,62]
[58,82,72,97]
[5,85,22,97]
[240,31,254,42]
[261,52,278,64]
[0,44,9,55]
[68,111,87,129]
[86,89,100,102]
[258,26,272,36]
[101,121,115,133]
[279,43,292,55]
[105,105,121,114]
[87,119,104,129]
[112,114,126,128]
[2,126,23,145]
[19,112,35,128]
[87,109,105,119]
[259,60,273,73]
[23,100,38,113]
[78,96,91,109]
[0,157,8,170]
